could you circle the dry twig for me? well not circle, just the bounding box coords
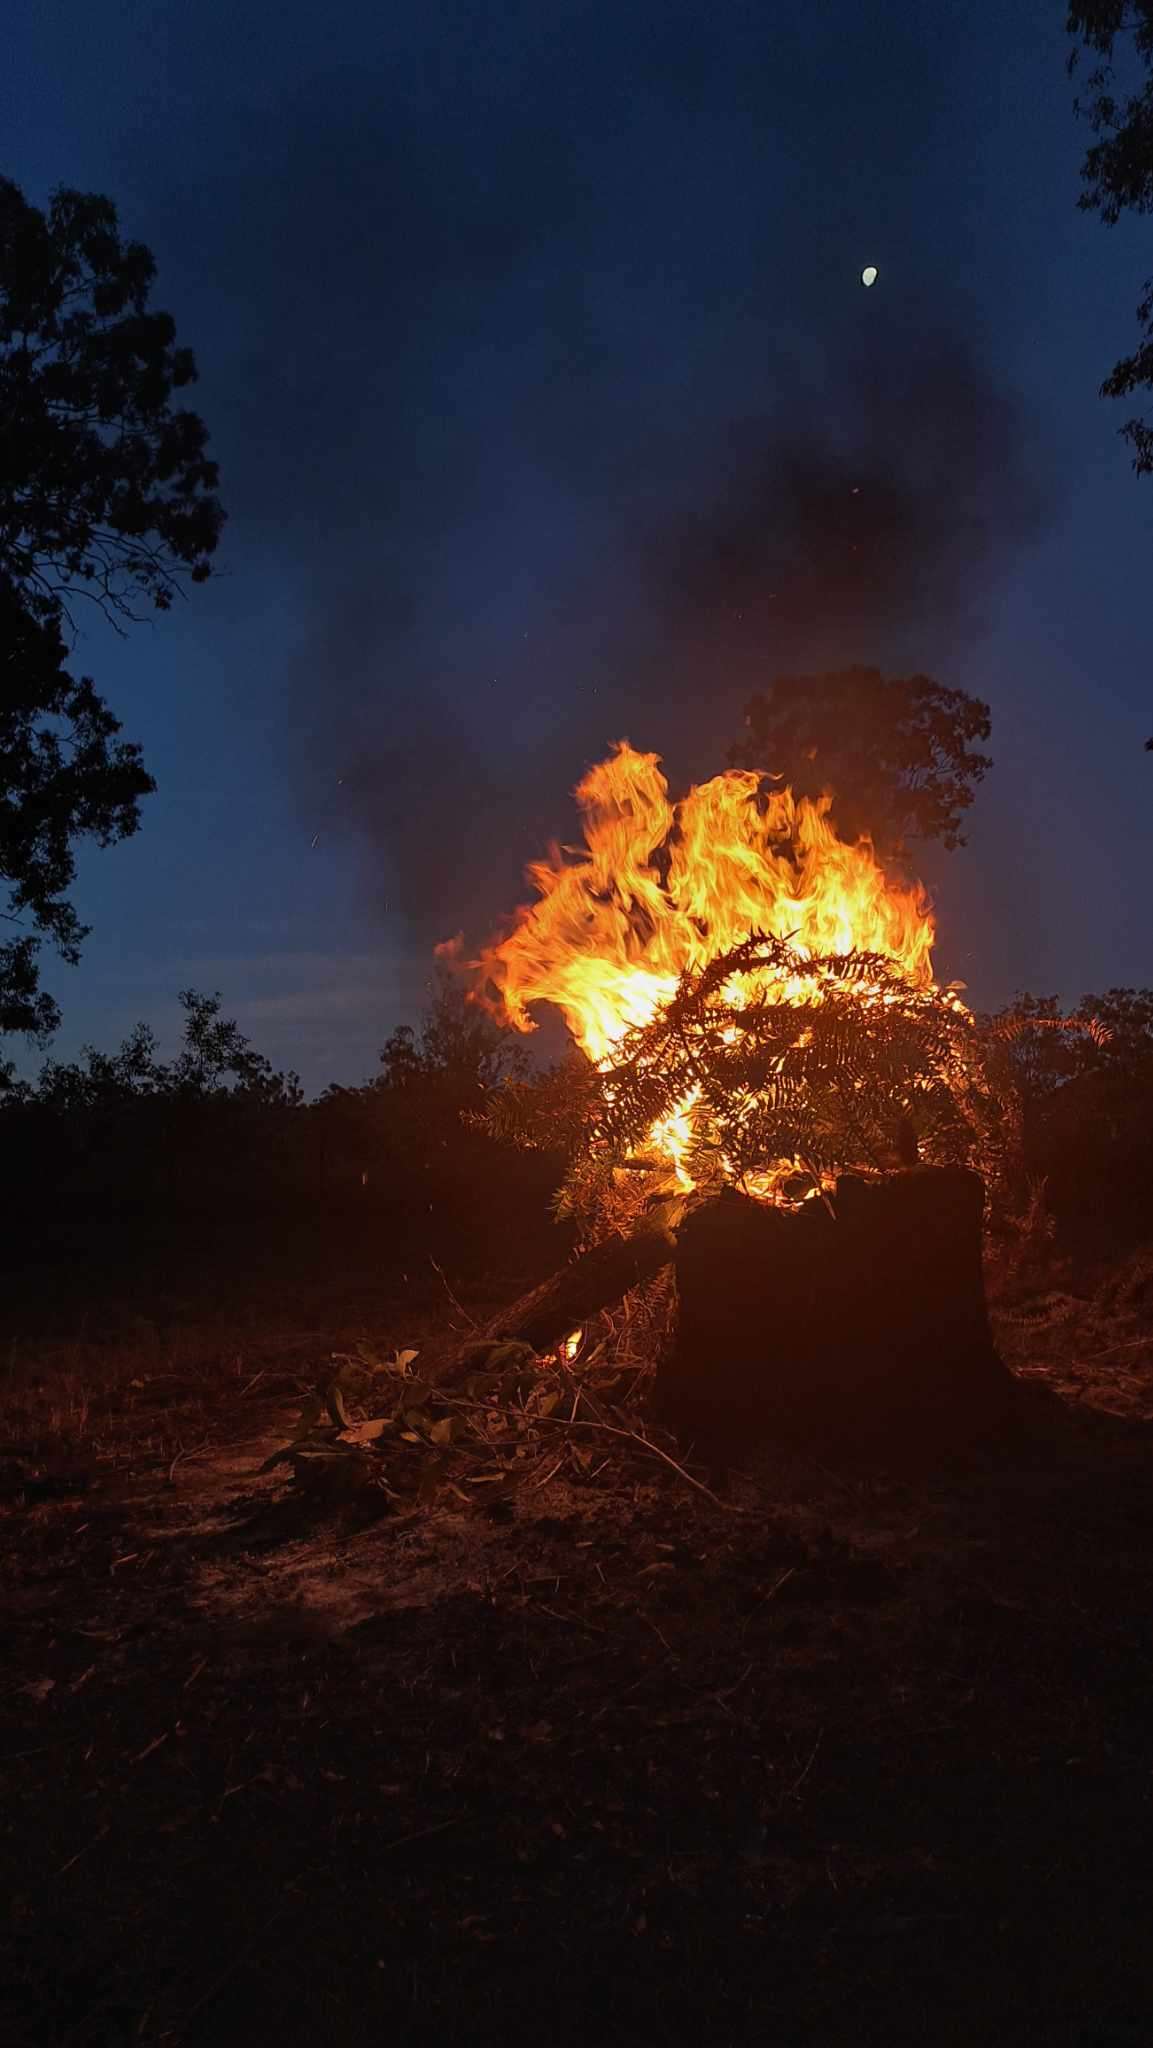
[531,1412,739,1510]
[429,1257,480,1331]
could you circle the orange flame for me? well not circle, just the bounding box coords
[475,742,942,1190]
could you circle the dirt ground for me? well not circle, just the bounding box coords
[4,1254,1153,2046]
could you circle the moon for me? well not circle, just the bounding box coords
[861,265,878,287]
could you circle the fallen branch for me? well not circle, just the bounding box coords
[475,1227,675,1357]
[429,1256,480,1331]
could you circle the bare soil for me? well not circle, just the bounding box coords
[3,1253,1153,2046]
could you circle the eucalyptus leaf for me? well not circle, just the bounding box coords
[326,1384,352,1429]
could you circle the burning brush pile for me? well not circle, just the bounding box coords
[474,742,1010,1226]
[267,745,1019,1515]
[467,742,1019,1468]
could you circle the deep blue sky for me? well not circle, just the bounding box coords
[6,0,1153,1090]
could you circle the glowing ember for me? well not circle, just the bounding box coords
[561,1329,583,1362]
[475,742,950,1194]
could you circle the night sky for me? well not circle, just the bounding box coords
[7,0,1153,1091]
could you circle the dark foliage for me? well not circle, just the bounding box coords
[0,982,568,1295]
[373,970,528,1112]
[1,578,153,1040]
[7,988,303,1112]
[0,175,222,1038]
[1068,3,1153,471]
[988,984,1151,1102]
[0,176,223,624]
[990,982,1153,1246]
[731,666,991,856]
[470,1049,599,1159]
[984,989,1099,1105]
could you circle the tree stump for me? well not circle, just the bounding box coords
[661,1168,1017,1466]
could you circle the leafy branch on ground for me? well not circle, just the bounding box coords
[258,1292,721,1519]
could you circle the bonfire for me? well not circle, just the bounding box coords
[463,742,1017,1468]
[473,742,1003,1218]
[268,745,1017,1504]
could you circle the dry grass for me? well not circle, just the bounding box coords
[0,1285,465,1477]
[0,1322,291,1468]
[991,1243,1153,1423]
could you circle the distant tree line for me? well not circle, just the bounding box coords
[0,976,566,1294]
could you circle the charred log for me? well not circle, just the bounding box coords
[479,1227,675,1355]
[661,1168,1017,1466]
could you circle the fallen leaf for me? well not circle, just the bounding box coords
[342,1419,389,1445]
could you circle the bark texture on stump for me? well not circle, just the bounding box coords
[662,1167,1015,1465]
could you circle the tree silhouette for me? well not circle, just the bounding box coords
[730,666,992,858]
[1,584,152,1040]
[1068,3,1153,473]
[13,989,301,1111]
[377,970,528,1112]
[0,176,223,1039]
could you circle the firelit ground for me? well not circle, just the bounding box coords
[3,1256,1153,2046]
